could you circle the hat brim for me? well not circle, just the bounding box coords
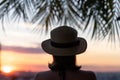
[41,38,87,56]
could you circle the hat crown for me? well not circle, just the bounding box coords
[51,26,77,43]
[42,26,87,56]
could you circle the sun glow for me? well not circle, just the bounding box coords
[2,66,14,73]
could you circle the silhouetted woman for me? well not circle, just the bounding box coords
[34,26,97,80]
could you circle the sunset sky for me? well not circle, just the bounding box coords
[0,22,120,72]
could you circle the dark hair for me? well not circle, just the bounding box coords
[48,55,81,80]
[48,55,81,71]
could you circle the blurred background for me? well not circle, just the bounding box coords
[0,0,120,80]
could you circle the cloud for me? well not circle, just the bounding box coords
[1,45,45,54]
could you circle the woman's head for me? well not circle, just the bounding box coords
[42,26,85,70]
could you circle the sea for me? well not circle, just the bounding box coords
[0,71,120,80]
[96,72,120,80]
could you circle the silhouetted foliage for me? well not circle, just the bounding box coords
[0,0,120,41]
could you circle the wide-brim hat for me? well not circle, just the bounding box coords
[42,26,87,56]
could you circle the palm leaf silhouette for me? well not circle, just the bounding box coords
[0,0,120,41]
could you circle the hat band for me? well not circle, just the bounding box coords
[51,40,80,48]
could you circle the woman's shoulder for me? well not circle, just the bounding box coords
[35,71,53,77]
[79,70,95,74]
[66,70,96,80]
[37,70,59,74]
[34,71,58,80]
[67,70,95,74]
[77,70,97,80]
[34,70,96,80]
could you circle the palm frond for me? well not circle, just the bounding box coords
[0,0,120,42]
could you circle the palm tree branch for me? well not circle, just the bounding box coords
[0,0,120,42]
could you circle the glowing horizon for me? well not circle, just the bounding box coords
[1,44,120,72]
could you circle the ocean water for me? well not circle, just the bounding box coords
[96,72,120,80]
[1,72,120,80]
